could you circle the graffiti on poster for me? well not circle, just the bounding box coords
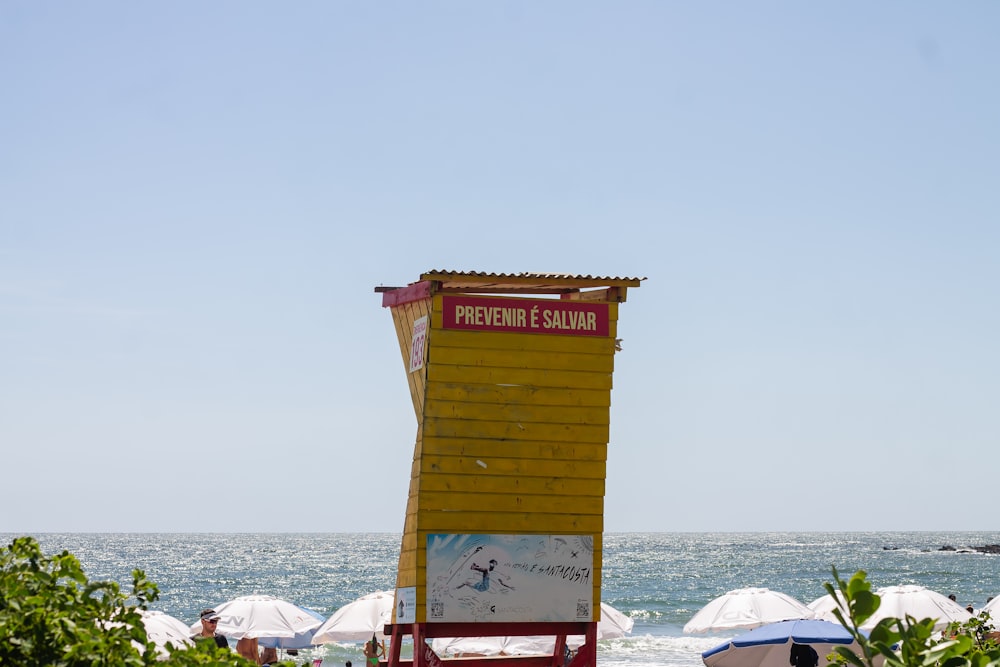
[425,534,594,623]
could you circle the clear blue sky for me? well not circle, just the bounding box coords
[2,2,997,533]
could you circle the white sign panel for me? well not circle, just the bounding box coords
[425,534,594,623]
[396,586,416,624]
[409,316,428,373]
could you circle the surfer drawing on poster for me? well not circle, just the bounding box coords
[456,558,515,593]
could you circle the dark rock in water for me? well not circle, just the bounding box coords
[883,546,899,550]
[935,544,1000,554]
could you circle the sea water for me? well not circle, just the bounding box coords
[6,532,1000,667]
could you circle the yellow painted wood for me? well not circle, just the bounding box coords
[414,511,603,534]
[421,437,608,462]
[426,382,611,408]
[394,422,425,593]
[423,417,610,443]
[432,328,616,355]
[384,280,640,624]
[424,399,608,426]
[418,491,604,515]
[428,364,613,391]
[417,455,607,480]
[417,472,605,496]
[429,347,615,373]
[395,299,432,422]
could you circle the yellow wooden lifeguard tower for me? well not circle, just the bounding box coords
[375,271,643,667]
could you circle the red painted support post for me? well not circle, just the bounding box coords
[552,634,567,667]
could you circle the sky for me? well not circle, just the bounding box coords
[2,2,998,534]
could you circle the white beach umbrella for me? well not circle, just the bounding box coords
[103,609,194,660]
[684,587,814,634]
[596,602,635,639]
[190,595,324,641]
[432,635,518,657]
[981,596,1000,622]
[860,585,971,631]
[257,606,327,649]
[311,590,395,644]
[806,591,848,622]
[141,610,195,653]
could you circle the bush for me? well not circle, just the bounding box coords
[1,536,255,666]
[826,566,1000,667]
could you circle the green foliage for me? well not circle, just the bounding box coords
[1,536,257,666]
[825,566,1000,667]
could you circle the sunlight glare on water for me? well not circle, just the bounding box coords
[8,531,1000,667]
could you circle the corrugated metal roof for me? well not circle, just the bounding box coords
[422,270,644,282]
[417,270,644,294]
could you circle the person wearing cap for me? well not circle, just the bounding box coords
[193,609,228,648]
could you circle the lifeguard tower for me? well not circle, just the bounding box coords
[375,271,643,667]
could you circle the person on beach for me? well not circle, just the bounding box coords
[364,636,382,667]
[790,643,818,667]
[193,609,228,648]
[260,646,278,665]
[236,636,261,664]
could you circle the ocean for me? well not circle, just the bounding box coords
[6,532,1000,667]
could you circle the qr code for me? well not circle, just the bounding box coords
[576,600,590,618]
[430,601,444,618]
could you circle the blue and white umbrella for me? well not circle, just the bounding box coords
[702,619,873,667]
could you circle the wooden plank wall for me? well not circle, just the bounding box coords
[390,297,432,423]
[405,295,619,620]
[390,298,432,598]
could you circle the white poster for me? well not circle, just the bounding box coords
[408,316,427,373]
[425,534,594,623]
[396,586,416,624]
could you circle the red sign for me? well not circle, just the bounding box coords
[442,295,609,337]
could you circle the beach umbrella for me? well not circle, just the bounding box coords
[860,585,971,631]
[102,610,194,659]
[432,635,520,657]
[190,595,324,642]
[596,601,635,639]
[807,591,848,622]
[311,590,395,643]
[684,588,814,634]
[141,610,195,653]
[257,606,327,649]
[980,596,1000,621]
[702,619,877,667]
[431,602,634,656]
